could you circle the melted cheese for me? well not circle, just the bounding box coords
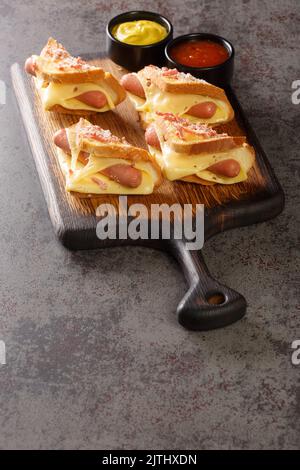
[36,79,116,112]
[149,144,254,184]
[66,126,80,171]
[127,92,146,108]
[57,150,156,194]
[135,79,229,125]
[196,167,247,184]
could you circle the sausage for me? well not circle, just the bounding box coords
[76,91,108,108]
[53,128,89,162]
[145,125,161,150]
[187,101,217,119]
[24,56,36,77]
[120,73,145,99]
[208,159,241,178]
[101,164,142,188]
[53,128,70,152]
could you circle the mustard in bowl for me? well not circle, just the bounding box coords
[112,20,168,46]
[107,11,173,71]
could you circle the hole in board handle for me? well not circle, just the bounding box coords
[206,293,226,305]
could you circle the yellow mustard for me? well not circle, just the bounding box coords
[112,20,168,46]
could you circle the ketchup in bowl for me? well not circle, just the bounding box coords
[170,39,229,68]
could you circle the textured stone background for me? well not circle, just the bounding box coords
[0,0,299,450]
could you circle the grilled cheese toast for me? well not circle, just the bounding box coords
[54,118,162,195]
[26,38,126,114]
[123,66,234,127]
[146,113,255,185]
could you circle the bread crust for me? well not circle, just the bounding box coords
[104,72,127,105]
[170,135,246,155]
[156,76,227,100]
[72,118,154,162]
[81,140,156,162]
[139,66,230,100]
[153,114,246,155]
[219,104,234,125]
[36,37,105,84]
[37,66,105,85]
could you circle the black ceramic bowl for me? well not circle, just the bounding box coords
[165,33,234,88]
[106,11,173,72]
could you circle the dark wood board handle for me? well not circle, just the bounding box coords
[168,239,246,330]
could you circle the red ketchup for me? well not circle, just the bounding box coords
[170,40,229,68]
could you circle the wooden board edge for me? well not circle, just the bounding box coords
[204,189,284,239]
[226,86,284,196]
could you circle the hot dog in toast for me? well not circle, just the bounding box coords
[53,118,162,195]
[25,38,126,114]
[145,113,255,185]
[121,65,234,127]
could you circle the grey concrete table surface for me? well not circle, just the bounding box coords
[0,0,299,450]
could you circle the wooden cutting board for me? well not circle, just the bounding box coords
[11,54,284,331]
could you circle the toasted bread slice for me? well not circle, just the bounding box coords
[155,113,246,154]
[75,119,159,167]
[34,37,105,84]
[139,65,227,99]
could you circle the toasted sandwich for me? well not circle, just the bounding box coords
[25,38,126,114]
[121,65,234,127]
[53,118,162,195]
[145,113,255,185]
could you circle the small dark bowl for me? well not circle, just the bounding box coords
[106,11,173,72]
[165,33,234,88]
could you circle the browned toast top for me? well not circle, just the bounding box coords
[153,113,246,154]
[35,37,105,83]
[68,119,163,181]
[138,65,229,101]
